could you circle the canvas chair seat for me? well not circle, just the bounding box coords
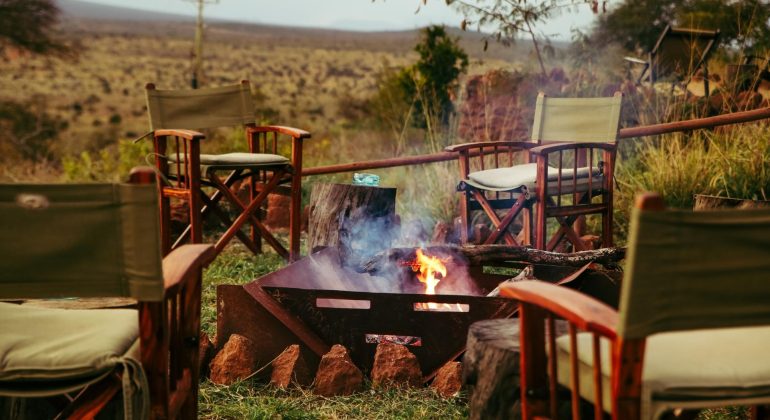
[0,302,141,396]
[168,152,290,172]
[466,163,604,193]
[555,326,770,418]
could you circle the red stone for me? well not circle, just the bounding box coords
[313,344,364,397]
[270,344,313,388]
[208,334,259,385]
[370,343,422,388]
[265,193,291,230]
[430,361,463,398]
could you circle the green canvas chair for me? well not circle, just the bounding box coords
[448,92,621,251]
[144,80,310,262]
[502,193,770,419]
[0,181,214,419]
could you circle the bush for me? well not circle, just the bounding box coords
[613,123,770,243]
[62,138,153,182]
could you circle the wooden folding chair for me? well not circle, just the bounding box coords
[0,179,214,419]
[502,192,770,420]
[144,80,310,261]
[448,93,622,251]
[625,25,720,97]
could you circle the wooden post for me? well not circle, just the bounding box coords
[308,183,398,265]
[465,318,569,420]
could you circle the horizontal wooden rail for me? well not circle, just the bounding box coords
[618,106,770,139]
[301,107,770,177]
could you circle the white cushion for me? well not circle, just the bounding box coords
[467,163,603,193]
[555,326,770,415]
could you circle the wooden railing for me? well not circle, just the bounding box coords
[301,107,770,177]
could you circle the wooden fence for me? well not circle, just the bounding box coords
[301,107,770,177]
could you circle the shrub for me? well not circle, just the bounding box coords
[613,123,770,243]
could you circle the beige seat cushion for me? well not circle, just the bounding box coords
[555,326,770,415]
[467,163,604,193]
[170,152,289,171]
[0,302,139,396]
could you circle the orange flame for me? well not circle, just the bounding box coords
[412,248,448,295]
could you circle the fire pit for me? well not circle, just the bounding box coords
[218,247,518,379]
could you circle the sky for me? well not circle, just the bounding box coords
[82,0,598,40]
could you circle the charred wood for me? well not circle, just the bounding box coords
[357,245,626,274]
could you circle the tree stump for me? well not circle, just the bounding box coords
[308,183,398,265]
[464,318,568,420]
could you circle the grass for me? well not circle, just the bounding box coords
[200,380,468,420]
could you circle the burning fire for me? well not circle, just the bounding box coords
[412,248,447,295]
[410,249,467,312]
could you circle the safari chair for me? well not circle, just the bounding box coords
[625,25,720,97]
[448,93,622,251]
[144,80,310,261]
[0,180,214,419]
[501,193,770,419]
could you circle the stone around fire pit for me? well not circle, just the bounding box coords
[370,343,422,388]
[270,344,313,388]
[209,334,259,385]
[431,361,463,398]
[313,344,364,397]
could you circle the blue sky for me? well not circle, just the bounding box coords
[82,0,597,39]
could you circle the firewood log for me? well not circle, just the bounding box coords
[357,245,625,274]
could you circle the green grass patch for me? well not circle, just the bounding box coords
[199,380,468,420]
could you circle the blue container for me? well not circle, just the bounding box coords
[352,173,380,187]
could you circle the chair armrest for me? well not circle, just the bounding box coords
[444,141,534,153]
[500,280,618,339]
[247,125,311,139]
[530,142,616,156]
[154,129,206,141]
[162,244,216,295]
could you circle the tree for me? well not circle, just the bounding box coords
[594,0,770,54]
[446,0,594,78]
[0,0,70,58]
[408,25,469,126]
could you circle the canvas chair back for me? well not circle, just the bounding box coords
[145,81,255,130]
[0,183,164,301]
[652,26,719,81]
[619,206,770,339]
[530,93,622,144]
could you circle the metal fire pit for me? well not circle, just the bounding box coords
[220,247,517,379]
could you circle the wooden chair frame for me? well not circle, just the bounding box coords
[447,141,536,245]
[531,142,615,251]
[448,94,620,251]
[60,244,215,419]
[2,170,215,420]
[501,194,770,420]
[147,82,310,262]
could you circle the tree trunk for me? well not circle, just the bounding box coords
[464,318,568,420]
[308,183,398,265]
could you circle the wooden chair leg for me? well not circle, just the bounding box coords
[208,173,288,259]
[289,172,301,262]
[470,189,519,245]
[459,190,471,244]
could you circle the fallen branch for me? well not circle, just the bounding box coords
[357,244,626,274]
